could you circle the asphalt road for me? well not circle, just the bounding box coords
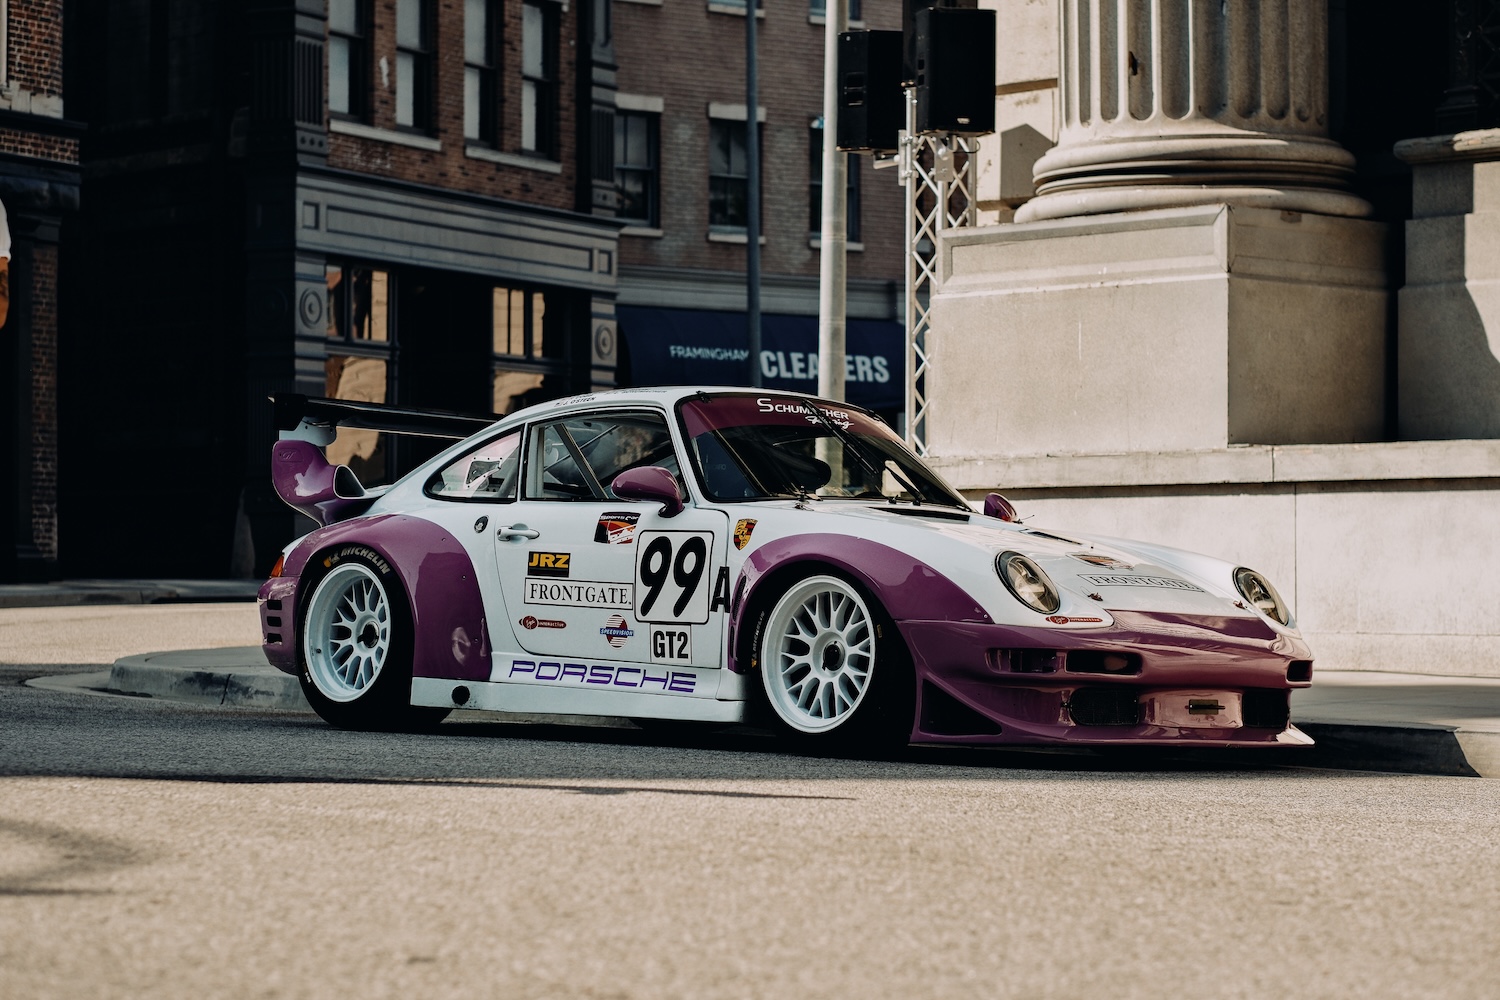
[2,604,1498,999]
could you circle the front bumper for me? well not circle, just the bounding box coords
[901,611,1314,747]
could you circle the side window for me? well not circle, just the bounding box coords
[427,430,522,500]
[525,411,682,501]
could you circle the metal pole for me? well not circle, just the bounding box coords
[816,0,849,403]
[745,0,763,387]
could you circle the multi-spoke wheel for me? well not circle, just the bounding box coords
[305,562,392,702]
[299,547,448,731]
[758,574,912,746]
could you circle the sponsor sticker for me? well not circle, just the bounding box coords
[1079,574,1204,593]
[595,511,641,545]
[507,658,697,694]
[519,616,567,630]
[650,626,692,663]
[600,614,635,648]
[1069,552,1133,570]
[732,518,757,550]
[524,579,633,609]
[1046,615,1106,625]
[527,552,571,577]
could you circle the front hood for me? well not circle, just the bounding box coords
[745,500,1266,627]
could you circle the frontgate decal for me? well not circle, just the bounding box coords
[523,579,632,608]
[507,659,697,694]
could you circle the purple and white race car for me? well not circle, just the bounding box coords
[259,387,1314,748]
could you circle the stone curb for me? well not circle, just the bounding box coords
[107,652,309,711]
[0,581,260,609]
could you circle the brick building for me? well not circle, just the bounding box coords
[62,0,622,578]
[610,0,908,416]
[0,0,81,582]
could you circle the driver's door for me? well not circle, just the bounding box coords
[491,408,730,671]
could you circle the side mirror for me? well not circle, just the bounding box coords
[983,492,1019,522]
[611,466,684,517]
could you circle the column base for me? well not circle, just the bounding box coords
[928,204,1388,460]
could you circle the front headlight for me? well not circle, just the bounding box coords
[1234,567,1291,625]
[996,551,1061,614]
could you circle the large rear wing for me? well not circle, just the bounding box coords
[269,394,495,526]
[271,393,495,444]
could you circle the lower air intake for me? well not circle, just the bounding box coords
[1242,689,1291,729]
[1067,687,1140,726]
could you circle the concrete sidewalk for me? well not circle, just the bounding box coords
[0,578,260,608]
[28,645,1500,777]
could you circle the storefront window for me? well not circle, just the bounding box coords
[325,262,394,483]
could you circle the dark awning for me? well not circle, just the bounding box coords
[616,306,906,411]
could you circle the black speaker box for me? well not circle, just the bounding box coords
[914,5,996,136]
[902,0,976,84]
[836,30,905,153]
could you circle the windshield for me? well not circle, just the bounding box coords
[678,394,969,509]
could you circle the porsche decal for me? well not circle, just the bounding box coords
[1069,552,1133,570]
[733,518,757,550]
[506,658,697,693]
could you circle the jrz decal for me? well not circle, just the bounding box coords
[650,626,692,663]
[507,659,696,694]
[527,552,571,577]
[1079,574,1204,593]
[524,579,632,609]
[732,519,757,550]
[600,614,635,648]
[633,530,714,624]
[595,512,641,545]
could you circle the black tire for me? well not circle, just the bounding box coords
[298,545,450,732]
[753,572,914,750]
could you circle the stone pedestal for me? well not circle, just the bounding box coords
[1395,129,1500,439]
[930,205,1387,458]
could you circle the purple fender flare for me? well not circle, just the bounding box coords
[260,514,492,682]
[727,533,993,674]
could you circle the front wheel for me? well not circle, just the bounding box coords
[757,574,912,748]
[299,548,448,732]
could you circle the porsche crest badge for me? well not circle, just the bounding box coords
[733,518,757,550]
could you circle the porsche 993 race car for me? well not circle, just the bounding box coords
[259,387,1314,748]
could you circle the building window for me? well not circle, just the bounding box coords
[325,264,393,483]
[709,118,758,229]
[493,285,569,414]
[809,126,861,241]
[809,0,861,19]
[521,0,559,156]
[328,0,371,119]
[615,111,659,226]
[396,0,435,130]
[464,0,501,143]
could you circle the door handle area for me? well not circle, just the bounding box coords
[496,525,541,541]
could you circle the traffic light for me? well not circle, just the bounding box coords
[914,5,996,136]
[837,30,905,153]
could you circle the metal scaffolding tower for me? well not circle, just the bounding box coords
[899,85,977,456]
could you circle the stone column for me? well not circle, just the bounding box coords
[1017,0,1370,222]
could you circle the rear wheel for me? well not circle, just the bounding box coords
[757,574,912,748]
[299,548,449,731]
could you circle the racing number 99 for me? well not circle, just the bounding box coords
[634,531,713,624]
